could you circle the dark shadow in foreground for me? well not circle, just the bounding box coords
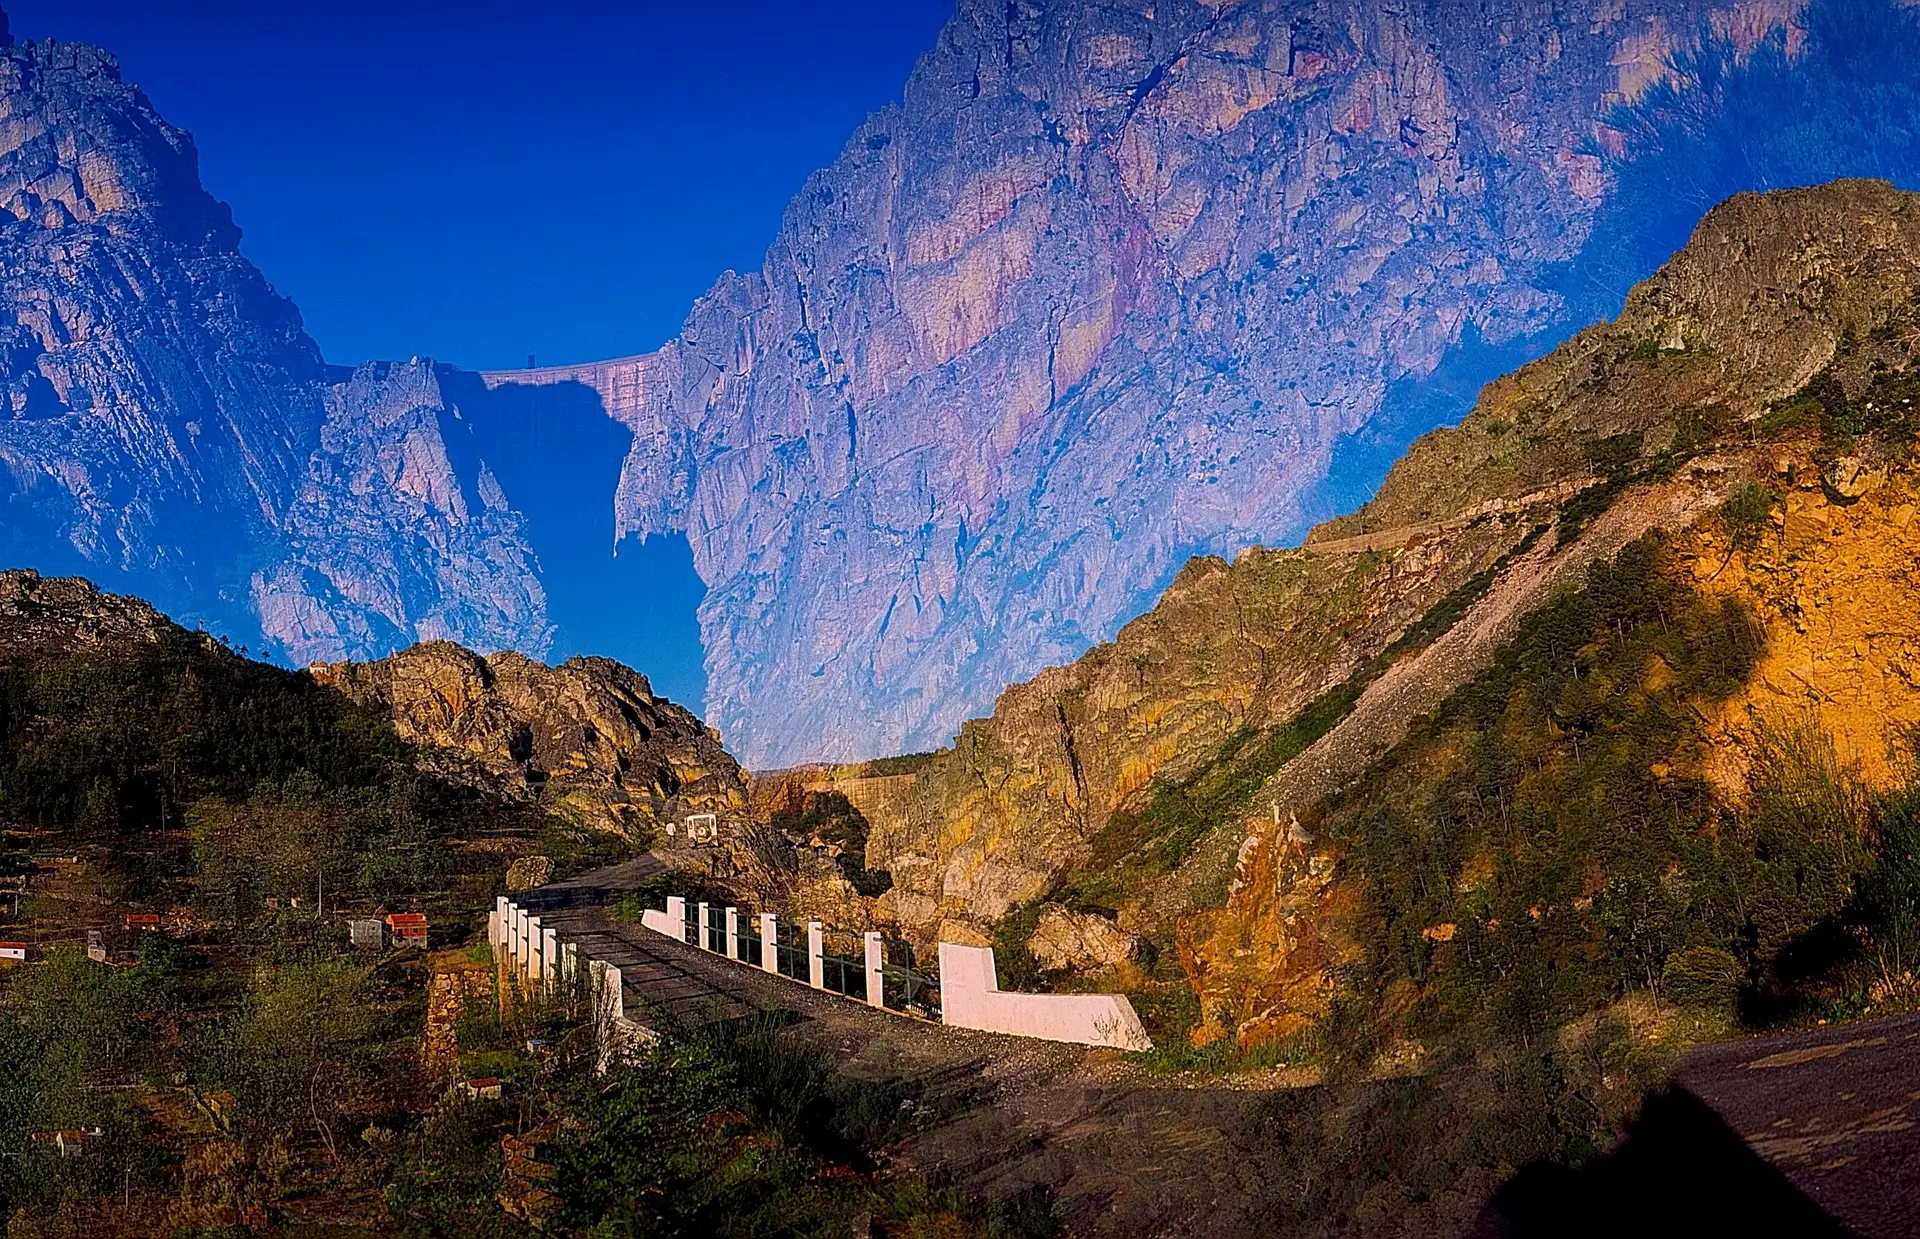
[1467,1086,1856,1239]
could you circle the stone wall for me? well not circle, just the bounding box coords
[423,953,498,1076]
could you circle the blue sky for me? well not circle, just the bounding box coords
[9,0,955,710]
[9,0,953,370]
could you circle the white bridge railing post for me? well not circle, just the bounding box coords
[864,931,884,1009]
[759,913,778,973]
[807,920,824,989]
[725,906,740,960]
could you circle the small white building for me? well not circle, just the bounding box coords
[348,919,386,950]
[0,941,27,964]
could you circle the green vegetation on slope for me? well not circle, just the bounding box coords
[387,1014,1051,1239]
[1066,530,1543,916]
[0,624,404,835]
[1322,534,1920,1064]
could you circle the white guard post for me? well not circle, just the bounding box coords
[864,932,885,1009]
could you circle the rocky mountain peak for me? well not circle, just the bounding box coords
[7,0,1920,778]
[0,567,173,654]
[521,0,1892,767]
[311,640,747,837]
[0,33,235,243]
[0,32,554,671]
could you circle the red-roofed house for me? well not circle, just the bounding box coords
[385,912,428,949]
[123,913,161,933]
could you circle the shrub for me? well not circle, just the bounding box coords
[1716,480,1780,551]
[1661,947,1742,1009]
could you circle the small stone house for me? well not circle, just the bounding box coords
[385,912,428,949]
[348,919,386,950]
[461,1077,503,1101]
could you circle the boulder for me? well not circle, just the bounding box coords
[505,856,554,892]
[1026,905,1143,974]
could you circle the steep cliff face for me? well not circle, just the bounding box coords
[257,360,553,665]
[0,32,549,664]
[0,36,325,604]
[851,181,1920,1044]
[8,1,1915,771]
[494,0,1829,767]
[312,641,747,837]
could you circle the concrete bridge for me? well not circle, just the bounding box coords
[488,859,1150,1053]
[485,860,1920,1238]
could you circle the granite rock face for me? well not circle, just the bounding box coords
[1027,904,1144,973]
[0,32,550,665]
[257,360,553,665]
[0,36,325,607]
[311,640,748,837]
[485,0,1811,766]
[854,180,1920,1045]
[5,0,1903,778]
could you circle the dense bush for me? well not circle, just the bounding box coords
[1660,947,1742,1010]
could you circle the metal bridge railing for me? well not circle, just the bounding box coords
[641,895,939,1021]
[774,923,810,982]
[821,950,867,1001]
[881,939,941,1018]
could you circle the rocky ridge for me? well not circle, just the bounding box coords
[0,566,174,654]
[311,641,748,838]
[7,0,1913,775]
[834,180,1920,1044]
